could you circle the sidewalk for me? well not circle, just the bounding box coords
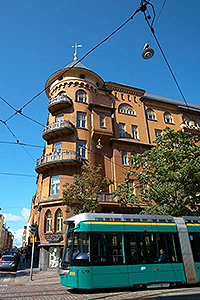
[15,263,60,286]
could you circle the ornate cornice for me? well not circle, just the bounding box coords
[105,82,145,97]
[50,79,98,96]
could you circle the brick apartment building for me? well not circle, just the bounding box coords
[29,54,200,270]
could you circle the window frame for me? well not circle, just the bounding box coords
[119,123,126,137]
[164,112,173,124]
[100,113,106,128]
[132,125,139,140]
[77,112,87,128]
[50,175,60,195]
[45,210,52,233]
[76,141,87,159]
[76,90,87,103]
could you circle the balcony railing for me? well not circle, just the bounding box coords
[36,151,82,171]
[180,123,200,137]
[49,95,73,106]
[43,120,75,140]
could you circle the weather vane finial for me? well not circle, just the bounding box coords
[72,43,82,61]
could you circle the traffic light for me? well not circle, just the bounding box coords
[30,223,38,236]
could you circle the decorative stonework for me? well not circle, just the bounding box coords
[50,79,98,96]
[105,83,145,97]
[45,233,63,243]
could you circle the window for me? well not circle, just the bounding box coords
[118,104,135,115]
[121,93,124,100]
[53,143,62,159]
[77,112,86,128]
[189,233,200,262]
[182,115,190,126]
[127,95,130,101]
[100,114,105,127]
[164,112,173,124]
[56,114,64,122]
[107,233,125,264]
[76,141,86,159]
[50,175,60,195]
[129,151,136,165]
[114,92,118,98]
[155,129,162,137]
[55,209,63,232]
[71,232,90,266]
[91,233,107,264]
[132,125,139,139]
[146,109,156,120]
[76,90,87,103]
[121,151,128,165]
[45,210,52,233]
[119,123,126,137]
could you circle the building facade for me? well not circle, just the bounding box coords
[30,55,200,270]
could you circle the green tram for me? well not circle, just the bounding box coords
[59,213,200,289]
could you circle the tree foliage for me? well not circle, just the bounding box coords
[63,165,112,214]
[114,128,200,216]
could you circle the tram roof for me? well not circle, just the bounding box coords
[64,213,175,226]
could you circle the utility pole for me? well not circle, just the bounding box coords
[29,223,37,281]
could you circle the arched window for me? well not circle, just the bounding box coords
[121,151,128,165]
[146,108,156,120]
[164,112,173,124]
[55,209,63,232]
[45,210,52,233]
[118,104,135,115]
[195,118,200,128]
[76,90,87,103]
[182,115,191,126]
[129,151,136,165]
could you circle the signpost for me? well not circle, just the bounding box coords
[29,223,38,281]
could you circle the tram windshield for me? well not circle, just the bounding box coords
[62,231,90,268]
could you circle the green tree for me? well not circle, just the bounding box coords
[114,128,200,216]
[63,165,112,214]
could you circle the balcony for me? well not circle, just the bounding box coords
[48,95,73,113]
[43,120,75,141]
[35,151,82,173]
[181,123,200,137]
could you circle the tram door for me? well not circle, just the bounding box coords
[91,233,129,288]
[127,233,159,285]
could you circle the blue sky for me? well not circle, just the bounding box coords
[0,0,199,247]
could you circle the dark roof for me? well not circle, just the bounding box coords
[143,93,200,113]
[64,60,88,70]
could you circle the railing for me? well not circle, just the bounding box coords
[49,95,72,106]
[181,123,200,130]
[36,151,82,168]
[97,193,115,203]
[43,120,74,135]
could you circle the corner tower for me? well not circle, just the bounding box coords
[34,56,114,269]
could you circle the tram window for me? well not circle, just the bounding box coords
[189,233,200,262]
[62,231,73,266]
[91,233,107,264]
[127,233,138,264]
[166,233,182,263]
[138,233,157,264]
[71,232,90,266]
[107,233,125,264]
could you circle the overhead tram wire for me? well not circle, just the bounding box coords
[0,123,36,163]
[4,3,146,124]
[0,93,45,127]
[141,0,196,122]
[128,0,167,84]
[0,172,35,178]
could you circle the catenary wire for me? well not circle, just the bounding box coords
[128,0,167,83]
[4,4,143,124]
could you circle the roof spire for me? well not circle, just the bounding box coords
[72,43,82,61]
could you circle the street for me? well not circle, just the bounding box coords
[1,269,200,299]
